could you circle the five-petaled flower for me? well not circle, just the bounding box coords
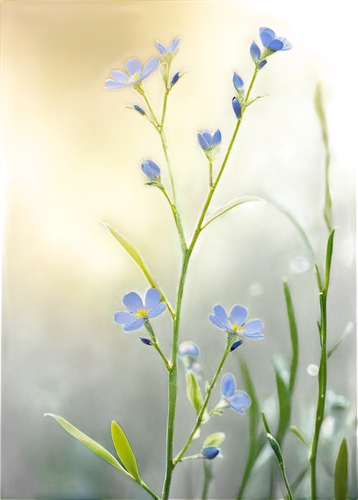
[259,27,292,52]
[141,159,161,180]
[196,127,222,150]
[202,446,220,460]
[105,57,159,90]
[221,373,251,414]
[209,304,264,339]
[156,37,182,61]
[114,288,166,331]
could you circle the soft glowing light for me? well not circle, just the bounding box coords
[322,417,335,437]
[279,144,296,161]
[291,257,310,274]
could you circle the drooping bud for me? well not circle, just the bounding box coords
[141,159,161,180]
[232,97,242,119]
[139,337,152,346]
[202,446,220,460]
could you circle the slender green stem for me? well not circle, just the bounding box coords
[281,464,295,500]
[159,128,187,253]
[309,228,336,500]
[145,321,172,372]
[140,480,160,500]
[161,87,170,127]
[209,161,213,188]
[202,462,213,500]
[137,87,160,129]
[173,341,231,465]
[189,67,259,253]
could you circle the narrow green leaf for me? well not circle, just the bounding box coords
[273,358,290,444]
[102,222,174,318]
[186,371,204,415]
[314,83,328,150]
[323,227,336,293]
[203,432,225,448]
[283,278,299,395]
[111,421,140,482]
[246,94,270,107]
[262,413,294,500]
[290,426,309,448]
[334,437,348,500]
[328,327,353,359]
[237,355,261,498]
[44,413,129,476]
[201,196,267,230]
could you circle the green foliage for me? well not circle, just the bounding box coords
[201,196,267,230]
[111,421,141,482]
[186,371,204,416]
[203,432,225,448]
[334,437,348,500]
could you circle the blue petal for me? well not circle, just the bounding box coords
[258,60,267,70]
[114,311,135,325]
[202,130,213,147]
[140,57,159,79]
[228,391,251,413]
[230,340,243,352]
[278,36,293,51]
[212,305,230,328]
[229,305,248,327]
[222,373,236,398]
[170,36,182,53]
[133,105,145,115]
[198,132,210,150]
[241,332,264,340]
[125,58,142,77]
[243,319,264,334]
[259,27,276,48]
[233,72,244,90]
[156,41,168,55]
[250,41,261,61]
[145,288,161,310]
[232,97,242,119]
[147,302,166,318]
[212,129,221,147]
[111,70,130,83]
[179,341,200,359]
[139,337,152,346]
[105,79,130,90]
[202,446,219,460]
[209,314,227,330]
[123,317,145,332]
[142,159,160,179]
[171,72,180,86]
[268,39,284,51]
[123,292,143,313]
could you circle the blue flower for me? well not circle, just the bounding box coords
[232,97,242,119]
[196,127,222,150]
[126,104,145,115]
[139,337,152,346]
[105,57,159,90]
[250,41,261,61]
[170,68,191,87]
[257,59,267,70]
[221,373,251,414]
[179,341,200,360]
[209,304,264,339]
[233,72,244,93]
[202,446,220,460]
[114,288,166,331]
[230,339,243,352]
[259,27,292,52]
[156,37,182,60]
[141,159,161,180]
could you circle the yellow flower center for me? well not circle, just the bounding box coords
[131,72,140,82]
[231,323,244,333]
[136,308,149,318]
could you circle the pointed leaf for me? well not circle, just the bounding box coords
[273,357,291,444]
[334,437,348,500]
[323,227,336,293]
[248,94,272,106]
[283,278,299,394]
[102,222,173,317]
[44,414,130,476]
[237,357,263,499]
[201,196,267,230]
[111,421,140,482]
[186,371,204,415]
[203,432,225,448]
[290,426,309,448]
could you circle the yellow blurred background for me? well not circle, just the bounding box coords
[0,0,354,498]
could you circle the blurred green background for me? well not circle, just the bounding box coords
[1,1,356,499]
